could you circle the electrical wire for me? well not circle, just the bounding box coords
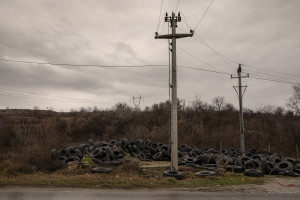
[0,58,168,68]
[243,68,300,82]
[156,0,164,32]
[177,26,237,73]
[178,27,300,81]
[161,17,166,34]
[178,65,233,76]
[243,64,300,78]
[180,65,299,84]
[0,87,105,102]
[249,76,299,85]
[1,57,298,85]
[193,33,237,68]
[181,11,192,30]
[175,0,181,13]
[0,91,109,104]
[194,0,215,31]
[191,35,300,80]
[177,45,227,73]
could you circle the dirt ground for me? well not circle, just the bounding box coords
[1,177,299,194]
[167,177,300,193]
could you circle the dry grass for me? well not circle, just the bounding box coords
[0,160,265,188]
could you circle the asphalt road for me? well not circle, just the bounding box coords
[0,189,299,200]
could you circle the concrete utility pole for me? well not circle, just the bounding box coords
[155,12,194,171]
[231,64,249,153]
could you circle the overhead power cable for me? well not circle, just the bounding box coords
[0,91,109,104]
[249,76,299,85]
[1,57,298,85]
[181,12,192,29]
[175,0,181,13]
[180,66,299,84]
[177,26,236,73]
[243,64,300,78]
[178,66,232,76]
[193,33,237,68]
[194,0,215,31]
[0,87,105,103]
[0,58,168,68]
[243,68,300,82]
[177,45,227,73]
[156,0,164,32]
[178,26,300,81]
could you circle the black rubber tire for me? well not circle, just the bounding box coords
[233,166,243,173]
[275,161,293,171]
[244,159,261,170]
[270,156,282,164]
[216,155,232,168]
[184,157,197,163]
[91,156,103,163]
[106,147,116,159]
[65,147,75,157]
[284,171,299,177]
[178,160,186,166]
[252,154,265,161]
[131,145,140,154]
[93,141,108,150]
[294,163,300,171]
[63,156,80,164]
[138,152,146,161]
[163,170,183,180]
[196,154,207,165]
[195,171,216,177]
[202,164,217,168]
[160,145,170,152]
[236,156,251,167]
[244,169,264,177]
[71,152,83,160]
[293,169,300,173]
[79,144,90,153]
[271,167,284,175]
[284,157,295,165]
[91,148,105,158]
[151,142,159,150]
[91,167,112,174]
[186,163,196,168]
[261,158,269,174]
[153,152,163,161]
[143,139,151,147]
[108,140,117,147]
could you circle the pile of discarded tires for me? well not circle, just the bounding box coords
[51,139,300,177]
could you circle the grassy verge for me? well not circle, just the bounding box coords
[0,161,265,188]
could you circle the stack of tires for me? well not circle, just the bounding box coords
[51,139,299,177]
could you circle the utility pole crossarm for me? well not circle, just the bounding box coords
[155,31,194,39]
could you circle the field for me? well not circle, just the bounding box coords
[0,160,265,189]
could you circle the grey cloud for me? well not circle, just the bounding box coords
[0,0,299,111]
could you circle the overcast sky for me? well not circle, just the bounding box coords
[0,0,299,112]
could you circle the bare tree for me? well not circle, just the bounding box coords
[212,96,226,112]
[287,84,300,115]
